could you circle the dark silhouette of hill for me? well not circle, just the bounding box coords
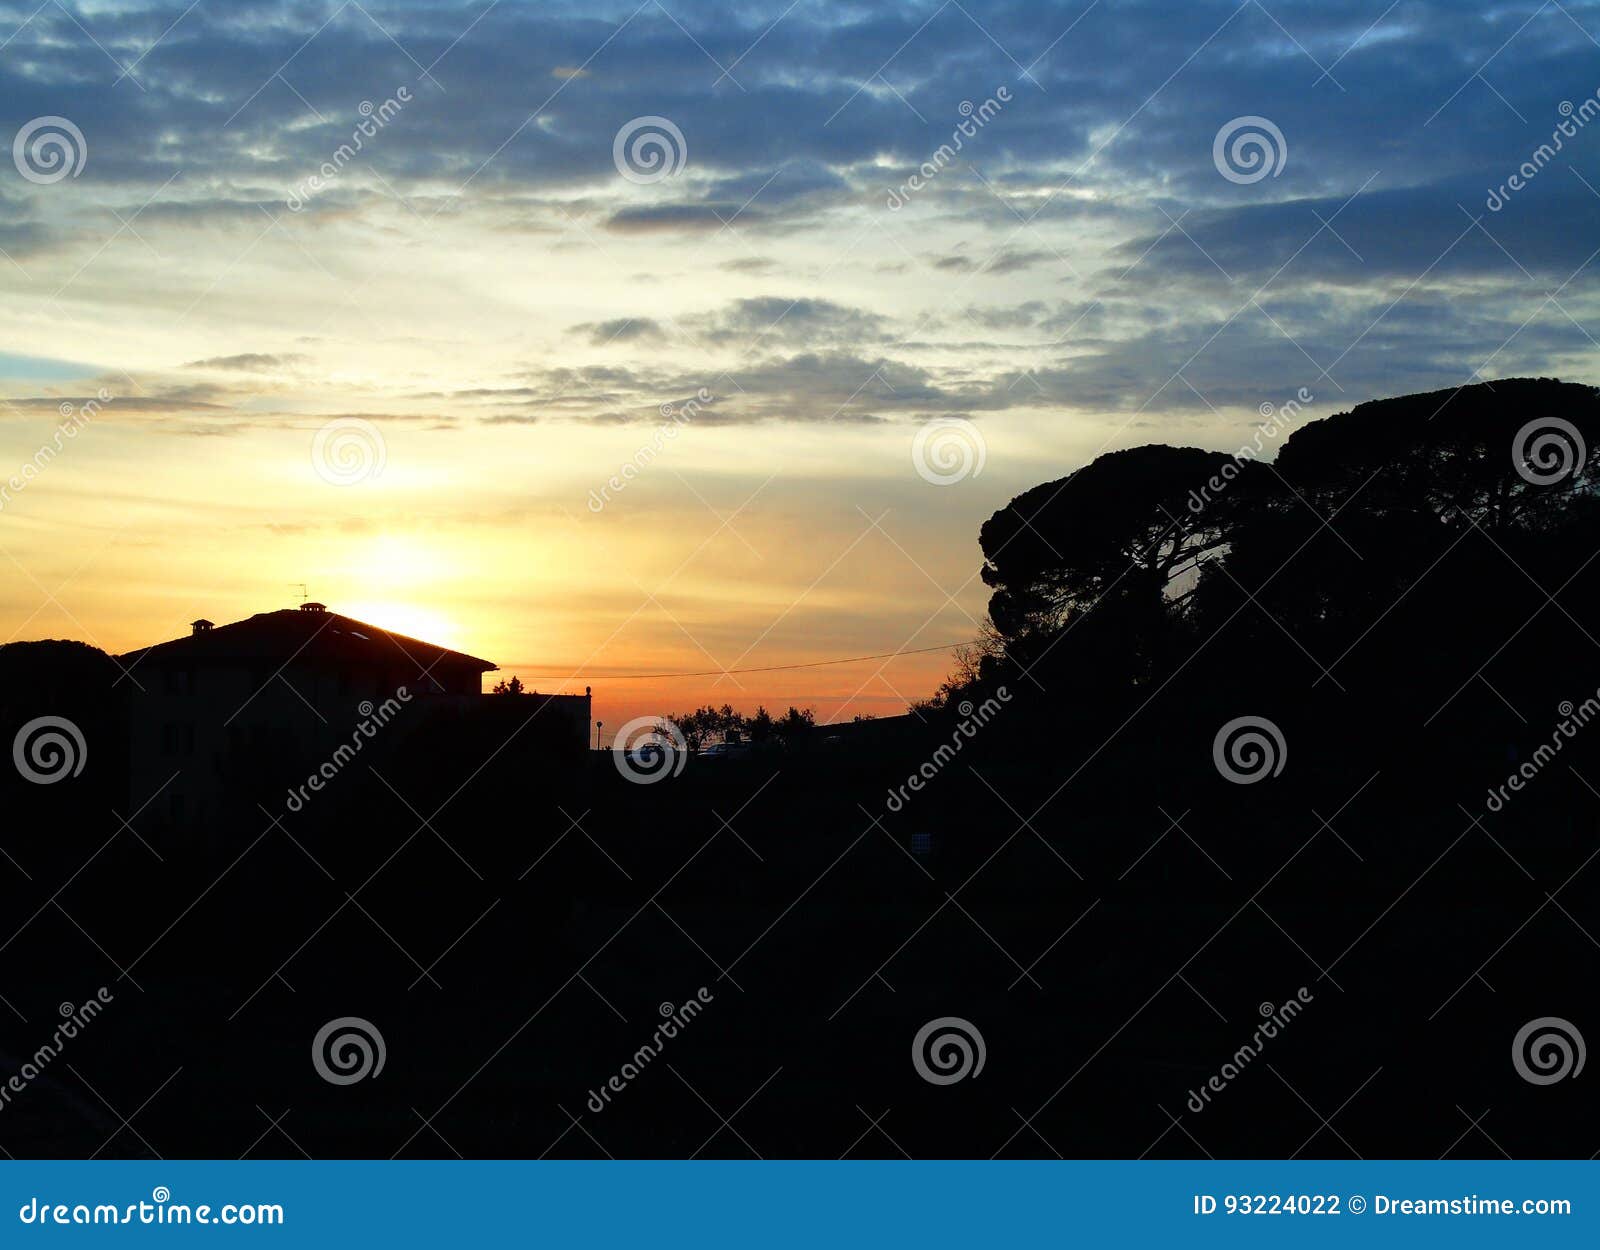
[0,378,1596,1160]
[0,641,128,874]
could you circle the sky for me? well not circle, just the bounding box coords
[1,0,1598,731]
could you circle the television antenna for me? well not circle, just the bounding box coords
[289,583,309,604]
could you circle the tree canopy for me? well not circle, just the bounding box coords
[979,445,1270,643]
[953,377,1600,712]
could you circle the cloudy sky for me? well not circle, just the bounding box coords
[2,0,1597,725]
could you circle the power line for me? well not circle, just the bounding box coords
[503,639,981,682]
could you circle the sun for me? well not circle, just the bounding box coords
[358,535,447,587]
[334,537,463,647]
[338,599,461,649]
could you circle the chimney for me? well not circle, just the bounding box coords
[191,619,213,635]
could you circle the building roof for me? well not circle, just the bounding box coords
[118,605,496,673]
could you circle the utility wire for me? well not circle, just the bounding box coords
[504,639,981,681]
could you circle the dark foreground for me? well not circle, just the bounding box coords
[0,700,1595,1160]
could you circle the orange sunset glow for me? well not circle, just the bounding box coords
[5,0,1600,1187]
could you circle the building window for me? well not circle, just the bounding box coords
[162,723,196,756]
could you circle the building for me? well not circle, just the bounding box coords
[117,602,590,829]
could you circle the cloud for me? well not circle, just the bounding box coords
[0,221,56,259]
[1118,177,1600,290]
[684,297,895,348]
[719,256,779,274]
[568,297,898,354]
[605,205,738,234]
[2,386,233,414]
[472,346,1031,426]
[570,318,668,346]
[183,353,307,372]
[0,0,1595,432]
[932,248,1056,276]
[962,301,1050,330]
